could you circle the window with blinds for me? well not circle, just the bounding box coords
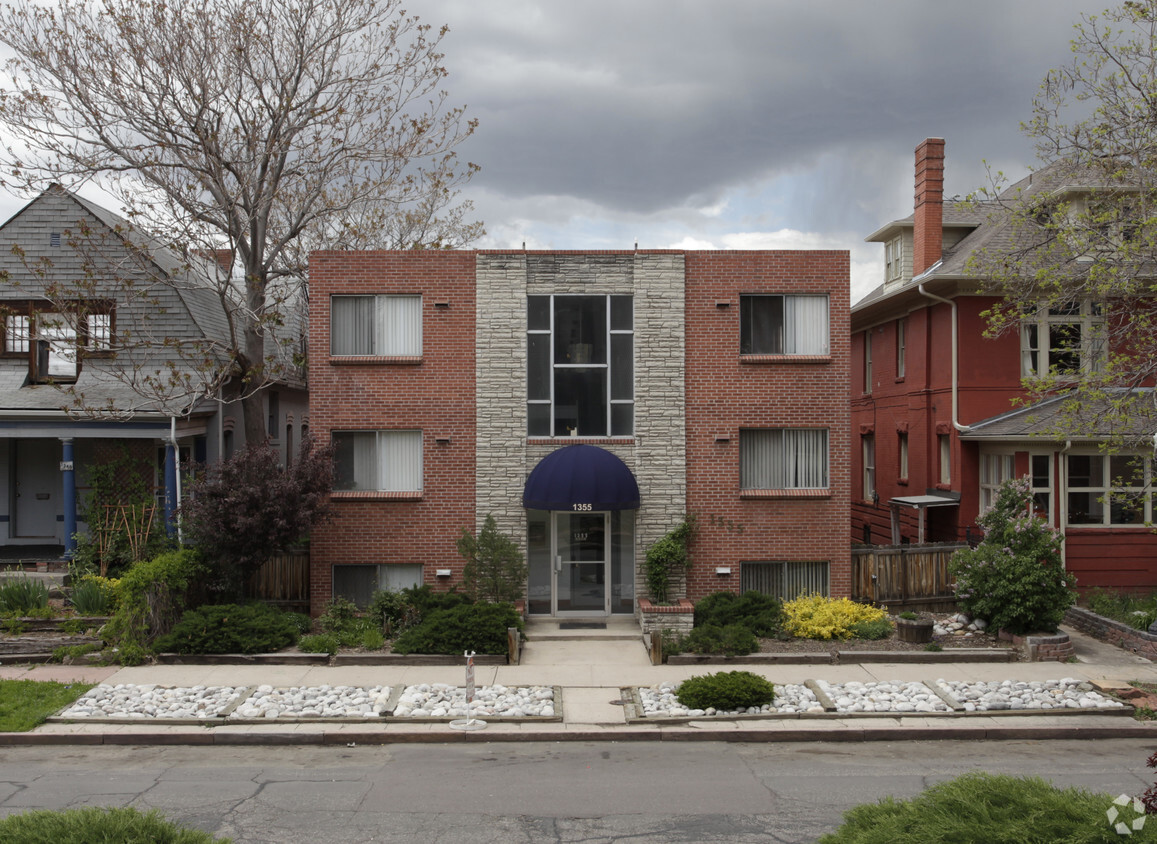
[740,428,828,490]
[330,295,421,356]
[332,430,422,492]
[740,560,830,599]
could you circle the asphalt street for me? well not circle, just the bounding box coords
[1,738,1152,843]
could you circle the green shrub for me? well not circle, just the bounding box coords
[68,577,114,616]
[299,633,339,654]
[898,610,918,621]
[950,477,1075,634]
[816,771,1157,844]
[102,549,206,665]
[693,590,785,636]
[0,806,228,843]
[401,584,473,616]
[0,576,50,614]
[152,603,301,654]
[643,516,695,604]
[783,594,890,640]
[848,617,894,640]
[676,671,775,711]
[317,596,359,633]
[392,602,522,655]
[50,642,104,663]
[1085,587,1157,631]
[679,623,759,656]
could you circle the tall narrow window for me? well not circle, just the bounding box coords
[863,331,872,393]
[885,236,904,282]
[35,313,78,379]
[1031,453,1052,523]
[862,435,876,501]
[527,294,633,437]
[740,428,828,490]
[4,315,29,353]
[898,432,909,481]
[332,430,422,492]
[896,318,906,378]
[331,295,421,356]
[938,434,951,485]
[979,452,1015,513]
[739,295,829,355]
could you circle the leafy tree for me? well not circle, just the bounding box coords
[457,514,528,604]
[178,438,333,596]
[0,0,481,441]
[949,477,1075,635]
[970,0,1157,448]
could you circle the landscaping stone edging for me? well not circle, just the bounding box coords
[666,648,1017,665]
[1065,606,1157,660]
[997,629,1075,662]
[637,598,694,635]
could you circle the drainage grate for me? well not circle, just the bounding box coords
[558,622,607,630]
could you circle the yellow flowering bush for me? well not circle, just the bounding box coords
[783,594,889,640]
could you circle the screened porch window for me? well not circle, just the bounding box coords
[739,294,829,355]
[740,428,828,490]
[332,430,422,492]
[330,295,421,356]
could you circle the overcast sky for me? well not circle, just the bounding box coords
[408,0,1104,302]
[0,0,1109,303]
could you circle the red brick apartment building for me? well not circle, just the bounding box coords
[308,249,850,617]
[852,138,1157,592]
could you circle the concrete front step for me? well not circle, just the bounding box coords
[524,618,642,643]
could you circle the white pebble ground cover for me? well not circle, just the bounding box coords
[392,684,555,719]
[57,682,556,720]
[638,678,1126,717]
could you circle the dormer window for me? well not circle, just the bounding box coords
[885,236,904,283]
[2,302,114,383]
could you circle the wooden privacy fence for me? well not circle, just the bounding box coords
[851,543,966,610]
[245,552,310,612]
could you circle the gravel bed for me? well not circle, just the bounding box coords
[638,678,1124,717]
[392,683,555,718]
[936,678,1128,712]
[60,684,247,719]
[230,685,390,719]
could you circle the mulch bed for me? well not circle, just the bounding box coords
[756,614,1007,655]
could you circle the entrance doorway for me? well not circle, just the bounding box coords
[527,509,634,617]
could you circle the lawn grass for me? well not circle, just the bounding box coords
[0,806,229,843]
[0,678,94,732]
[817,771,1157,843]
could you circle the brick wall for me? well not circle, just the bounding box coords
[307,251,477,615]
[683,251,852,599]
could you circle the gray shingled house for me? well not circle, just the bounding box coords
[0,185,307,561]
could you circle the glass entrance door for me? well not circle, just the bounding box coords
[554,511,608,614]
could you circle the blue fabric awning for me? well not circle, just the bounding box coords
[522,445,640,511]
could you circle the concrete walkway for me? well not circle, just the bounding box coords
[1,621,1155,746]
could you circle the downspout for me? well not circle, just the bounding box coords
[916,266,970,434]
[164,417,183,542]
[1058,439,1071,570]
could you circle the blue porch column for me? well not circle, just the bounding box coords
[164,440,178,537]
[60,438,77,559]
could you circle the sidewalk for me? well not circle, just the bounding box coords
[2,623,1155,746]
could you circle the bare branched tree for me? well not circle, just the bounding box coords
[969,0,1157,449]
[0,0,481,441]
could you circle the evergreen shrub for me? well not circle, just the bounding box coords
[152,603,301,654]
[693,590,785,636]
[391,602,522,655]
[676,670,775,711]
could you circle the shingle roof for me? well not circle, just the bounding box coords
[960,388,1157,443]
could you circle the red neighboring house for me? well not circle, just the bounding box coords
[308,249,850,617]
[852,138,1157,593]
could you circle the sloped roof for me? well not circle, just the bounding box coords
[960,389,1157,443]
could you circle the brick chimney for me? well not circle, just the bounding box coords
[912,138,945,276]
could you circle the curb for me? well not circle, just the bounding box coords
[3,718,1152,747]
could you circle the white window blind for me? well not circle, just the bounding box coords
[331,295,421,356]
[783,295,829,355]
[740,429,828,490]
[334,430,422,491]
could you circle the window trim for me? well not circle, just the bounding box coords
[978,450,1016,514]
[862,435,876,501]
[898,432,909,484]
[885,235,904,283]
[1020,301,1104,379]
[1,300,115,381]
[938,434,951,486]
[1065,451,1151,527]
[896,318,906,379]
[863,330,872,394]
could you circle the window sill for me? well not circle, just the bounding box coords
[934,483,952,491]
[527,437,635,446]
[740,354,831,365]
[894,376,905,384]
[1065,524,1154,532]
[740,489,831,500]
[897,478,909,486]
[330,490,422,501]
[329,356,422,366]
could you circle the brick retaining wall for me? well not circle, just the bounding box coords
[1065,605,1157,660]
